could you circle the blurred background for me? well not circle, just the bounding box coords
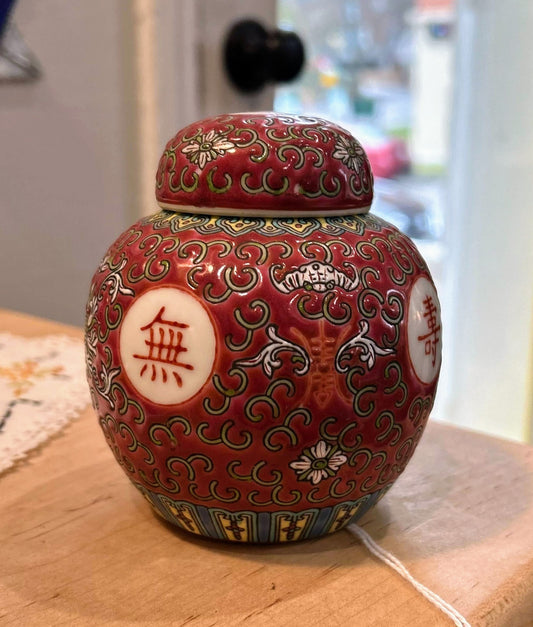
[1,0,532,444]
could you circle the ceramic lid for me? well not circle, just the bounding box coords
[155,112,373,217]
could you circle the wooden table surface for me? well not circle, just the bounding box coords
[1,309,533,627]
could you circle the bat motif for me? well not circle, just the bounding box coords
[270,261,359,294]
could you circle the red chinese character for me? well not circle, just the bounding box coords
[294,321,337,408]
[133,306,194,387]
[309,335,337,407]
[417,295,441,367]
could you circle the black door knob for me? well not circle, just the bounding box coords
[224,19,305,93]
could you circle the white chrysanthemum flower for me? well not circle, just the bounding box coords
[332,135,366,173]
[181,130,236,169]
[289,439,347,485]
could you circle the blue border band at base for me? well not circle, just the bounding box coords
[135,482,392,543]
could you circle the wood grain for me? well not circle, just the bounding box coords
[1,309,533,626]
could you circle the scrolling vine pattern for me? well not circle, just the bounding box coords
[86,210,438,533]
[155,113,373,206]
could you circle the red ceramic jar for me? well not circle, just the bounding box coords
[86,113,441,543]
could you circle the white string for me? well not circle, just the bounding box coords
[348,524,471,627]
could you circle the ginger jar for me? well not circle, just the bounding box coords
[85,112,442,543]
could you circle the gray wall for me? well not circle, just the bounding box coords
[0,1,136,326]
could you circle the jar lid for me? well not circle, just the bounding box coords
[155,112,373,217]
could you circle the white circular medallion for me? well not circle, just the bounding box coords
[407,276,442,384]
[119,287,216,405]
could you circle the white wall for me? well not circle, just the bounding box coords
[0,0,137,326]
[445,0,533,441]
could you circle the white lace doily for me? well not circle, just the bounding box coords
[0,333,90,473]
